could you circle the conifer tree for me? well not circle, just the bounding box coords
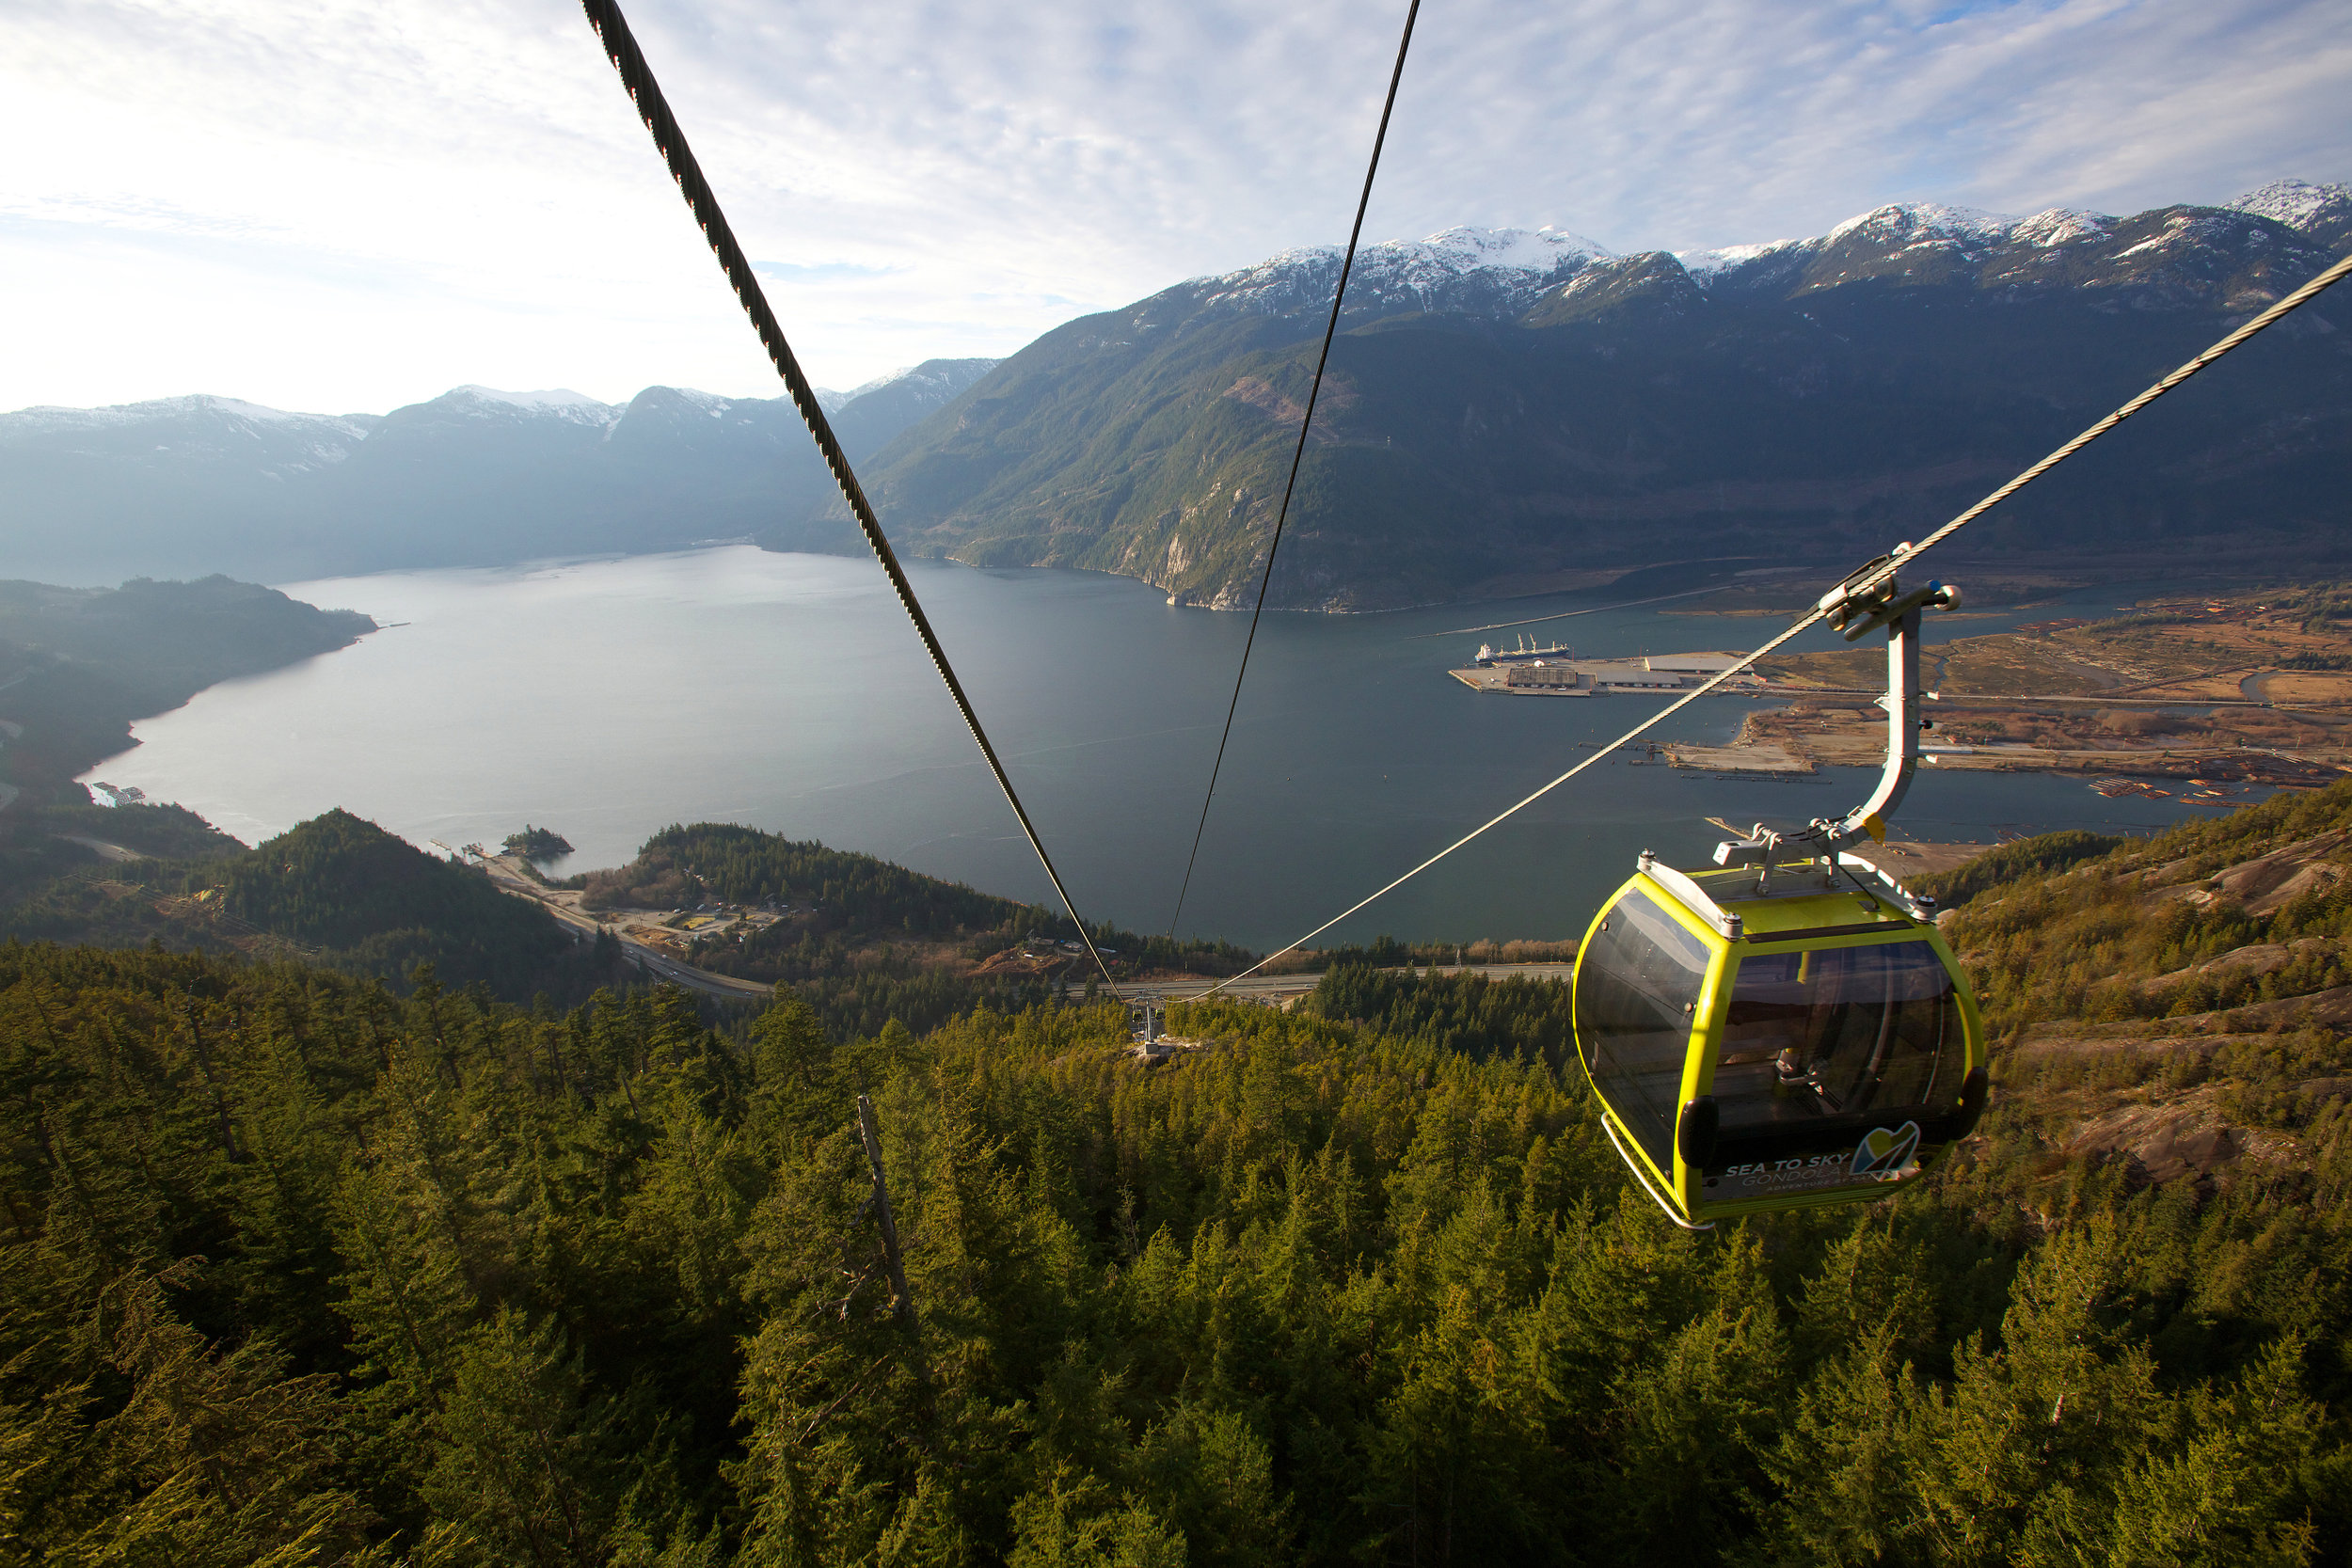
[424,1307,621,1568]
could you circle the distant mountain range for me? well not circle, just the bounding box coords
[0,359,996,585]
[6,181,2347,606]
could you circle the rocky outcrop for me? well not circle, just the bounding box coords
[2137,937,2340,1000]
[2170,984,2352,1033]
[2010,1030,2318,1189]
[2062,1094,2286,1187]
[2174,830,2352,914]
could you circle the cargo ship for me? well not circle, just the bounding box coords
[1473,636,1573,665]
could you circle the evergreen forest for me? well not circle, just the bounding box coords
[9,774,2352,1565]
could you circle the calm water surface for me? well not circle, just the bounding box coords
[86,549,2245,950]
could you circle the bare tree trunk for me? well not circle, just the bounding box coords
[855,1094,933,1395]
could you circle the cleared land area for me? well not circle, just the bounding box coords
[1672,583,2352,792]
[480,852,772,999]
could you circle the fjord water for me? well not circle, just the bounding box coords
[88,548,2229,951]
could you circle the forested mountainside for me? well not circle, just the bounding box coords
[0,360,995,587]
[6,811,627,1005]
[858,183,2352,610]
[572,824,1042,930]
[0,575,370,888]
[0,576,374,804]
[8,783,2352,1563]
[574,823,1256,989]
[0,576,375,700]
[7,814,1248,1036]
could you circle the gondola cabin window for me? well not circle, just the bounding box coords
[1575,891,1709,1169]
[1714,941,1956,1133]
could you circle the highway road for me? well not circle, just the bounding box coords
[479,851,1580,1010]
[1118,961,1577,1007]
[478,854,773,1002]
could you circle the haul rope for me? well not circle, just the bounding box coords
[580,0,1114,986]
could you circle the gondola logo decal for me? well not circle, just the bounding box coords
[1852,1121,1923,1180]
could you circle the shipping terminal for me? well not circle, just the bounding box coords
[1448,644,1763,698]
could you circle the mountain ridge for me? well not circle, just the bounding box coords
[850,179,2351,610]
[6,181,2344,605]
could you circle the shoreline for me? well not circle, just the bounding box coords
[1670,702,2344,795]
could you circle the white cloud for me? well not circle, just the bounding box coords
[3,0,2344,414]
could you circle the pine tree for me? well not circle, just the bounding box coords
[53,1267,369,1566]
[423,1307,620,1568]
[1005,1470,1184,1568]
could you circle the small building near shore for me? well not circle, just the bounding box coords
[1643,654,1742,675]
[1504,662,1588,690]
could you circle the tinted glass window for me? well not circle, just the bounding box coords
[1577,891,1710,1168]
[1714,942,1955,1134]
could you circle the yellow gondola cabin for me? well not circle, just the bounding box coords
[1573,853,1987,1227]
[1572,565,1987,1227]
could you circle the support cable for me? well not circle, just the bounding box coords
[1166,0,1422,938]
[580,0,1114,987]
[1202,246,2352,994]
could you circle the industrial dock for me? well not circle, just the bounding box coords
[1448,646,1766,698]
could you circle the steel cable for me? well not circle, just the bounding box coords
[1167,0,1423,939]
[1203,245,2352,994]
[580,0,1114,987]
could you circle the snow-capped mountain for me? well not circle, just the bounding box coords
[1675,202,2108,293]
[4,392,373,438]
[2230,179,2352,231]
[827,359,999,457]
[1665,182,2341,299]
[1089,178,2344,349]
[1669,185,2342,307]
[1193,226,1613,321]
[441,385,623,425]
[1098,179,2345,329]
[844,367,918,401]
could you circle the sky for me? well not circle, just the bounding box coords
[5,0,2347,417]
